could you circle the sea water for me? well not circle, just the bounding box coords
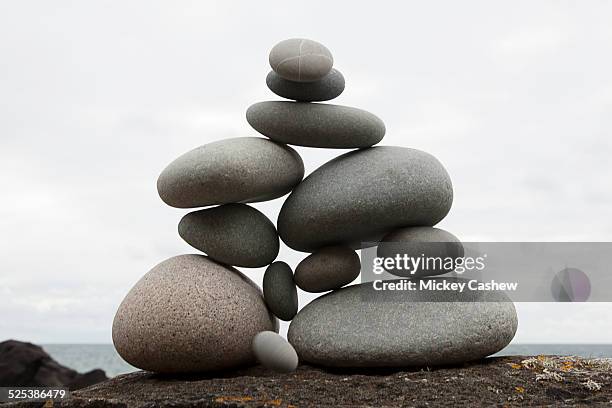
[42,343,612,378]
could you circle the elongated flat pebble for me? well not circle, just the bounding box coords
[252,331,298,373]
[157,137,304,208]
[266,69,345,102]
[269,38,333,82]
[179,204,279,268]
[295,247,360,292]
[263,262,298,320]
[246,102,385,148]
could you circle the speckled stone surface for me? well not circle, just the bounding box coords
[378,227,464,277]
[269,38,333,83]
[157,137,304,208]
[252,331,298,373]
[278,147,453,252]
[246,102,385,148]
[294,247,360,293]
[178,204,279,268]
[288,278,517,367]
[112,255,278,374]
[263,262,298,321]
[266,69,345,102]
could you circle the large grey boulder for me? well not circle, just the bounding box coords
[246,102,385,148]
[269,38,333,82]
[179,204,279,268]
[266,69,345,102]
[278,147,453,252]
[288,279,517,367]
[157,137,304,208]
[112,255,278,374]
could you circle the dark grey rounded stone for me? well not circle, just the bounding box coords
[178,204,279,268]
[294,247,360,293]
[252,331,298,373]
[112,255,278,373]
[278,147,453,252]
[269,38,333,83]
[266,69,345,102]
[288,278,517,368]
[263,262,298,321]
[378,227,464,277]
[246,102,385,149]
[157,137,304,208]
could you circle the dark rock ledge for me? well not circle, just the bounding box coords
[5,355,612,407]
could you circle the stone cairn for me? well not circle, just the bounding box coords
[113,38,518,374]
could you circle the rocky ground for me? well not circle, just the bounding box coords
[4,355,612,407]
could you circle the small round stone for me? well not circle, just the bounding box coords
[288,278,517,368]
[246,102,385,148]
[269,38,333,83]
[278,147,453,252]
[157,137,304,208]
[252,331,298,373]
[112,255,278,373]
[294,247,360,293]
[378,227,464,277]
[263,262,298,321]
[179,204,279,268]
[266,69,345,102]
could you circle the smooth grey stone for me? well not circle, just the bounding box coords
[294,247,360,292]
[269,38,333,83]
[263,262,298,321]
[288,278,517,367]
[112,255,278,374]
[278,147,453,252]
[178,204,279,268]
[252,331,298,373]
[378,227,464,277]
[157,137,304,208]
[246,102,385,148]
[266,69,345,102]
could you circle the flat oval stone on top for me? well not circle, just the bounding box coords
[157,137,304,208]
[266,69,345,102]
[246,102,385,148]
[269,38,333,83]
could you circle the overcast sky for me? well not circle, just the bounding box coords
[1,1,611,344]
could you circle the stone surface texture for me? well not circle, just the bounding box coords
[269,38,333,82]
[112,255,278,374]
[263,262,298,321]
[246,102,385,148]
[266,69,345,102]
[294,247,360,292]
[178,204,279,268]
[288,279,517,367]
[278,147,453,252]
[157,137,304,208]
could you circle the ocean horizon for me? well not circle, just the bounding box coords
[40,343,612,378]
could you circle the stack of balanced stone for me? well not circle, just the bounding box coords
[112,38,518,374]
